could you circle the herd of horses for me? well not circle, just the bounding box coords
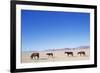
[30,51,86,60]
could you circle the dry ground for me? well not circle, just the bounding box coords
[21,48,90,63]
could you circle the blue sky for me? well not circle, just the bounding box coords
[21,10,90,51]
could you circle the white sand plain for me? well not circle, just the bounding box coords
[21,48,90,63]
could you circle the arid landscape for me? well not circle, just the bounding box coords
[21,46,90,63]
[21,10,90,63]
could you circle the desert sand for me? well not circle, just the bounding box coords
[21,48,90,63]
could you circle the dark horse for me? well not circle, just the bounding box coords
[77,51,86,56]
[65,52,73,56]
[30,53,39,60]
[46,53,53,58]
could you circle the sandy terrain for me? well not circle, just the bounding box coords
[21,48,90,63]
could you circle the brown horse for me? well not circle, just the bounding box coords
[65,52,73,56]
[46,53,53,58]
[77,51,86,56]
[30,53,39,60]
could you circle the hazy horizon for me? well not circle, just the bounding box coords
[21,10,90,51]
[22,45,90,52]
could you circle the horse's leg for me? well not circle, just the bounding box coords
[33,56,35,60]
[47,55,49,58]
[83,53,85,56]
[34,56,36,60]
[80,53,81,56]
[79,53,81,56]
[35,56,38,60]
[67,54,68,56]
[37,55,39,60]
[31,55,34,60]
[52,55,53,58]
[77,53,79,56]
[72,53,73,56]
[48,55,49,58]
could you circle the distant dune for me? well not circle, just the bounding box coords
[21,47,90,63]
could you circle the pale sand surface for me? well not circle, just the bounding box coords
[21,48,90,63]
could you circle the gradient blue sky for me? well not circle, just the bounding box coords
[21,10,90,51]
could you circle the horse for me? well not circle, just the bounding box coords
[77,51,86,56]
[30,53,39,60]
[46,53,53,58]
[65,52,73,56]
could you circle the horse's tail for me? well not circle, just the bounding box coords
[30,54,33,59]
